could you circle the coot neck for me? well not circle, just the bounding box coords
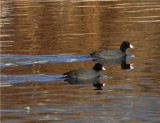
[121,61,130,69]
[93,66,101,72]
[120,45,127,52]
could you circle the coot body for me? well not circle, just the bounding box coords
[90,41,134,59]
[64,63,106,79]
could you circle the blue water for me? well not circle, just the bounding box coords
[0,54,134,67]
[1,54,133,85]
[1,74,65,84]
[0,54,91,67]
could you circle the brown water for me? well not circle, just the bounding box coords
[1,0,160,123]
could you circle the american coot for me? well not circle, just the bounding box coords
[90,41,134,59]
[64,63,106,79]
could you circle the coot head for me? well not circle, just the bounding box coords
[120,41,134,52]
[93,63,106,72]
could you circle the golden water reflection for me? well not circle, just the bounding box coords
[1,0,160,122]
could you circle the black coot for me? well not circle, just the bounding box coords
[90,41,134,59]
[64,63,106,79]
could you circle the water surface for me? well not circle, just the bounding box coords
[1,0,160,123]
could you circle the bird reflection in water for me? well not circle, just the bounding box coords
[93,57,134,70]
[64,77,105,90]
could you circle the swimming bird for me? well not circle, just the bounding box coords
[64,63,106,79]
[90,41,134,59]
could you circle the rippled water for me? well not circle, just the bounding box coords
[1,0,160,123]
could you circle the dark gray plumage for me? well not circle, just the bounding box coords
[90,41,134,59]
[64,63,106,79]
